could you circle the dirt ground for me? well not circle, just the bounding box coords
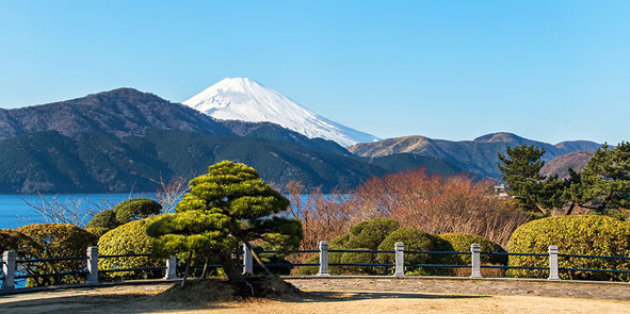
[0,278,629,313]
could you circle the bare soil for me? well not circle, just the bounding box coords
[0,278,628,313]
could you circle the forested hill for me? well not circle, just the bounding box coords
[348,132,602,178]
[0,89,461,193]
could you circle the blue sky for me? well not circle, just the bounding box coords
[1,1,629,144]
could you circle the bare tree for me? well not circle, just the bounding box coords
[22,193,99,227]
[153,175,190,214]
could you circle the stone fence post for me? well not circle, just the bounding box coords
[470,243,482,279]
[1,250,16,291]
[318,241,330,276]
[394,242,405,277]
[86,246,99,284]
[164,255,178,280]
[548,245,560,280]
[242,243,253,275]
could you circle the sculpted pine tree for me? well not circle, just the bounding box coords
[147,161,302,285]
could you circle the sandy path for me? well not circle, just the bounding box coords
[0,278,628,313]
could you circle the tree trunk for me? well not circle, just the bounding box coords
[243,242,274,277]
[181,250,193,288]
[220,252,244,283]
[200,255,210,279]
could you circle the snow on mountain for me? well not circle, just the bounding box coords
[183,77,379,146]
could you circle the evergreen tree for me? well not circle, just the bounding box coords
[147,161,302,285]
[580,142,630,212]
[498,144,562,215]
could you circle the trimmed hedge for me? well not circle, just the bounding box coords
[439,233,507,265]
[345,218,400,249]
[85,209,117,229]
[0,229,33,253]
[508,215,630,281]
[377,227,457,276]
[16,223,96,287]
[98,219,162,280]
[113,199,162,223]
[86,227,110,239]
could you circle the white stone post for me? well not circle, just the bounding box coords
[86,246,99,284]
[548,245,560,280]
[242,243,253,275]
[317,241,330,276]
[470,243,483,279]
[394,242,405,277]
[164,255,178,280]
[1,250,16,291]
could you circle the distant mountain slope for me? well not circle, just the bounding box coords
[0,88,232,140]
[540,150,595,179]
[0,129,386,193]
[183,77,379,146]
[349,132,602,178]
[370,153,464,177]
[218,119,352,156]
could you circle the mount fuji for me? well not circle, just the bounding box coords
[183,77,379,146]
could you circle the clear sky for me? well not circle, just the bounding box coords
[1,1,629,144]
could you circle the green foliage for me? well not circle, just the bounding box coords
[0,229,35,253]
[97,219,162,280]
[498,144,562,215]
[16,223,96,287]
[85,199,161,236]
[113,199,162,224]
[147,161,303,281]
[439,233,507,265]
[580,142,630,212]
[340,248,376,273]
[85,227,110,239]
[508,215,630,281]
[85,209,117,229]
[345,218,400,250]
[377,228,456,276]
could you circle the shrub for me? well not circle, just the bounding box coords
[508,215,630,281]
[16,223,96,287]
[114,199,162,224]
[0,229,37,253]
[98,219,162,280]
[86,227,110,239]
[377,227,457,276]
[439,233,507,265]
[340,248,377,273]
[345,218,400,250]
[85,209,117,229]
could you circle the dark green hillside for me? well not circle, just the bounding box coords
[370,153,463,176]
[0,129,387,193]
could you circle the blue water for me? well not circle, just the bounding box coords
[0,193,156,229]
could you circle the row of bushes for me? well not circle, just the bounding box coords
[3,213,629,284]
[295,218,508,276]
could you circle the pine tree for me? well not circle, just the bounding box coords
[147,161,302,285]
[498,144,563,216]
[580,142,630,212]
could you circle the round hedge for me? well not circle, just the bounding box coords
[85,209,117,229]
[98,219,162,280]
[508,215,630,281]
[86,227,110,239]
[16,223,96,287]
[439,233,507,265]
[345,218,400,249]
[377,227,456,276]
[0,229,36,253]
[113,199,162,224]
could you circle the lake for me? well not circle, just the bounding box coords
[0,193,156,229]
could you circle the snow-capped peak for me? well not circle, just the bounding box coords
[183,77,379,146]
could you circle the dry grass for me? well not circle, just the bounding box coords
[1,279,629,314]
